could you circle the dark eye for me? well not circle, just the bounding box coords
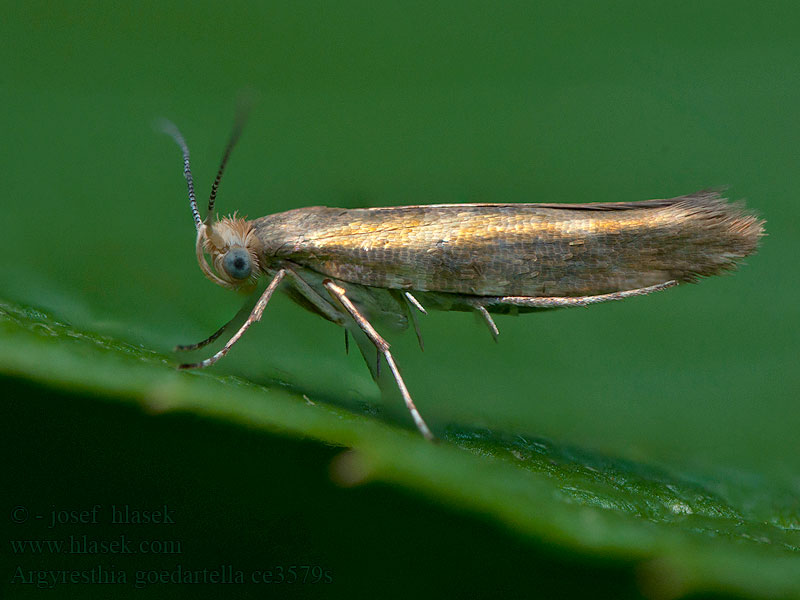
[223,248,252,280]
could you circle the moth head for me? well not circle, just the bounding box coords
[160,106,258,291]
[196,215,261,290]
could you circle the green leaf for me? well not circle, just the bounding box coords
[2,300,798,599]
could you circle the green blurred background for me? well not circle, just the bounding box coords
[2,1,798,597]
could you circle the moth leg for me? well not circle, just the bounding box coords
[178,269,286,369]
[175,300,255,351]
[402,293,425,352]
[475,305,499,342]
[323,279,434,441]
[283,266,346,325]
[498,280,679,308]
[175,320,230,352]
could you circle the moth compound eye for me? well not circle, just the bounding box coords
[223,248,252,280]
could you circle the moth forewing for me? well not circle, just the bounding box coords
[251,194,762,298]
[163,115,764,441]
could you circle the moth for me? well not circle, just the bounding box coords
[161,113,764,440]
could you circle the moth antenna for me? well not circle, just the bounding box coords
[159,119,202,232]
[207,101,251,222]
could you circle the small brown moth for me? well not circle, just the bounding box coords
[161,113,764,440]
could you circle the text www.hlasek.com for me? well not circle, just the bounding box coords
[11,534,182,555]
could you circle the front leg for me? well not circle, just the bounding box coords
[178,269,287,369]
[175,298,259,352]
[323,280,434,441]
